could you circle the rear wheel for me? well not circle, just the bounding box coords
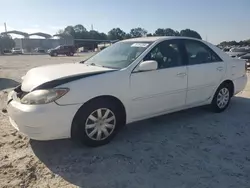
[211,83,232,113]
[72,99,125,147]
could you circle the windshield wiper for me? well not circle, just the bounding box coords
[88,63,118,69]
[102,65,119,69]
[86,62,100,67]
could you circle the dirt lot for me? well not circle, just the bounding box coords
[0,55,250,188]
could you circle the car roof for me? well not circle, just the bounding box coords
[122,36,202,43]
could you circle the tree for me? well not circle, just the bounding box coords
[147,33,153,37]
[57,25,203,42]
[73,24,87,33]
[108,28,126,40]
[154,28,179,36]
[125,33,132,39]
[219,40,250,47]
[56,29,64,35]
[180,29,202,39]
[0,35,15,54]
[130,27,147,38]
[89,30,106,40]
[99,32,108,40]
[154,28,165,36]
[64,26,76,38]
[164,28,179,36]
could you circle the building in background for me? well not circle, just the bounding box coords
[14,38,74,52]
[1,30,74,52]
[1,30,117,52]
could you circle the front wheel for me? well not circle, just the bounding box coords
[211,84,232,113]
[72,99,125,147]
[52,52,58,57]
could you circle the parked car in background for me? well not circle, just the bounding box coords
[7,37,247,147]
[34,48,46,53]
[3,49,12,54]
[239,53,250,67]
[48,45,76,57]
[222,47,230,52]
[11,48,23,54]
[226,47,250,58]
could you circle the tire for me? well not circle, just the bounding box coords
[211,83,232,113]
[72,99,125,147]
[53,52,58,57]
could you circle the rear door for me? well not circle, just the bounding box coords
[183,39,226,105]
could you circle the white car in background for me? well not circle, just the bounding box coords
[7,37,247,147]
[11,48,23,54]
[226,47,250,58]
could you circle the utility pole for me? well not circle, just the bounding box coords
[91,24,93,31]
[4,22,7,32]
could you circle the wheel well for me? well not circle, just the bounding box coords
[221,80,234,97]
[86,96,126,118]
[71,95,127,138]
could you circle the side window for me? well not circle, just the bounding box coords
[184,40,222,65]
[144,40,183,69]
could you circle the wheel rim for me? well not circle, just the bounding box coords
[217,87,230,109]
[85,108,116,141]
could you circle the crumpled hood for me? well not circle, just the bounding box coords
[21,63,114,92]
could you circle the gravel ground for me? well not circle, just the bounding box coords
[0,55,250,188]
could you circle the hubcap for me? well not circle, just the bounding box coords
[85,108,116,141]
[217,87,230,109]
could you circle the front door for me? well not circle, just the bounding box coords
[130,40,188,120]
[183,39,226,105]
[59,46,67,54]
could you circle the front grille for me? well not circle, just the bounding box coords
[14,85,28,99]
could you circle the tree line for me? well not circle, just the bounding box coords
[2,23,249,54]
[58,25,202,40]
[219,39,250,47]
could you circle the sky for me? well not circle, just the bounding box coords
[0,0,249,44]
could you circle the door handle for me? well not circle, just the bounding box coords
[176,72,187,77]
[217,67,223,71]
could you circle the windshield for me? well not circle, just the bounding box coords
[84,41,152,69]
[55,46,61,49]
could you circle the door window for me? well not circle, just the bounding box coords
[184,40,222,65]
[143,40,183,69]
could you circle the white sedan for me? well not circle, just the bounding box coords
[7,37,247,147]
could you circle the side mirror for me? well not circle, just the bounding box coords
[136,60,158,72]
